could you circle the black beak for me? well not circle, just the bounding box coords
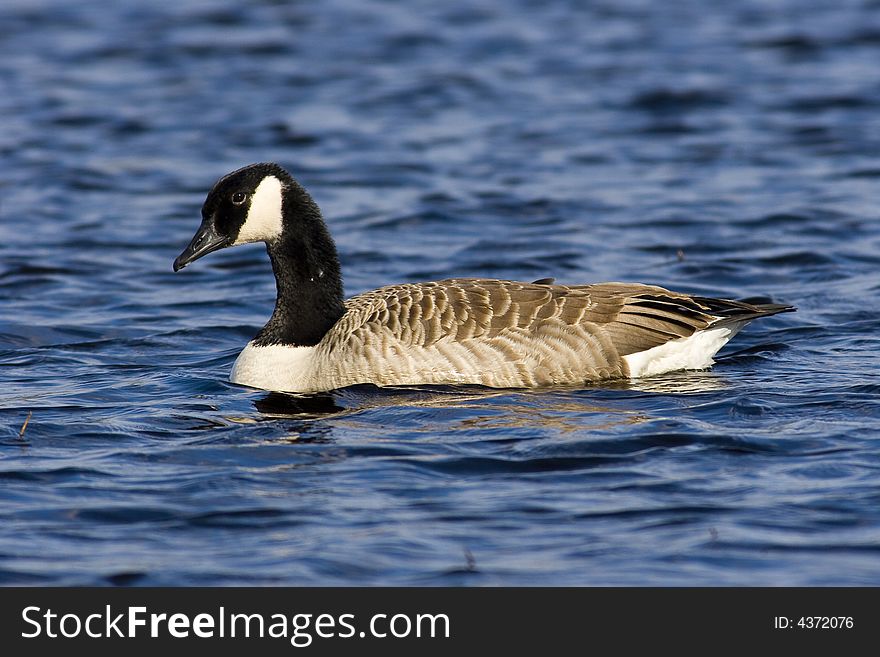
[173,220,230,272]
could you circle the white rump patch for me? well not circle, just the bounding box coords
[623,326,735,378]
[234,175,284,245]
[230,342,315,392]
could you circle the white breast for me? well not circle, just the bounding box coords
[623,326,735,378]
[230,342,316,391]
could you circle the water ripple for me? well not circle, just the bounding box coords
[1,0,879,586]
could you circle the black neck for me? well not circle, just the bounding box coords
[253,191,345,347]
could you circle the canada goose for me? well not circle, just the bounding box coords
[173,163,794,393]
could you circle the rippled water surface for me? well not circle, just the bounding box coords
[2,0,880,585]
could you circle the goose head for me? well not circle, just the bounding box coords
[173,162,291,271]
[173,163,345,347]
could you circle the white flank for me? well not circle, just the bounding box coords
[230,342,315,392]
[234,175,284,245]
[623,326,735,378]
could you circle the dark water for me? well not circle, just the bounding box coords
[2,0,880,586]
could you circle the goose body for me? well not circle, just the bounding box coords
[174,163,794,394]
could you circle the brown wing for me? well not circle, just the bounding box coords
[332,278,788,356]
[314,278,792,389]
[582,283,717,355]
[334,279,589,347]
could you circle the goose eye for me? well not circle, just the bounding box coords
[231,191,247,205]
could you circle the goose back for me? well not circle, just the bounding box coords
[300,279,779,390]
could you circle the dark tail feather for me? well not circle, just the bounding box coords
[693,297,796,328]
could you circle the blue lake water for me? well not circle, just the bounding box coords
[1,0,879,585]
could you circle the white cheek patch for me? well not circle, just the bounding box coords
[234,175,284,244]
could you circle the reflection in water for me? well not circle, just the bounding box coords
[249,393,344,442]
[456,403,647,435]
[243,371,729,438]
[605,370,730,394]
[253,392,346,418]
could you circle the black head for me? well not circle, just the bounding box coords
[173,162,294,272]
[173,162,345,347]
